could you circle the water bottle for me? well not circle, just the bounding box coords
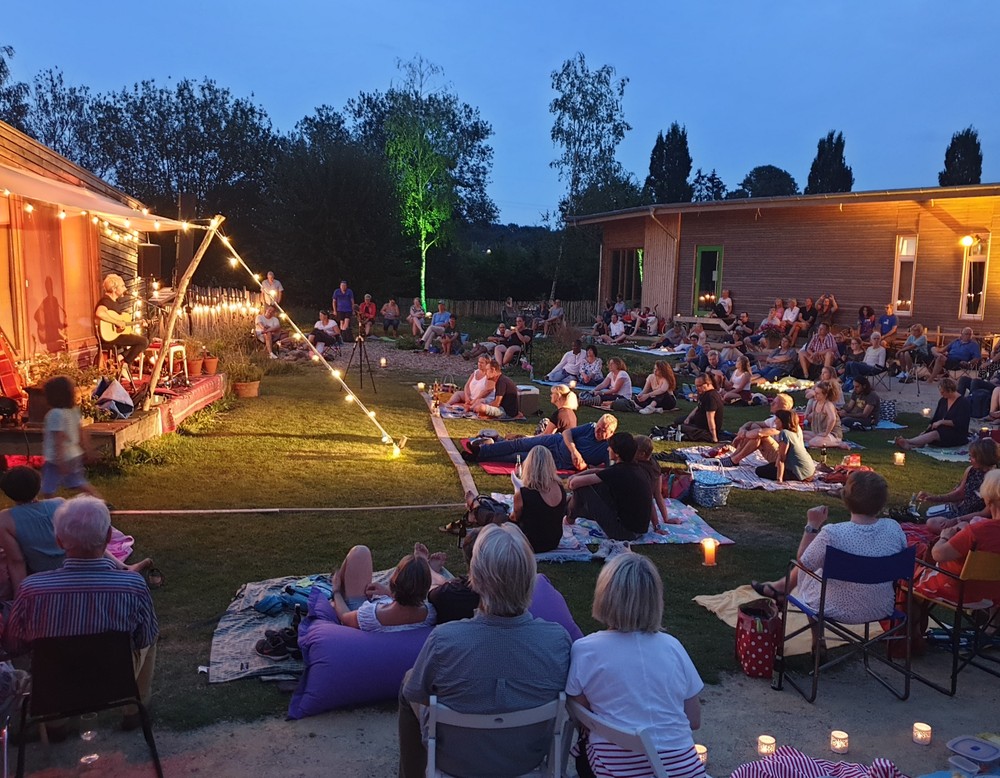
[675,427,683,443]
[515,454,523,479]
[821,446,828,465]
[909,492,920,517]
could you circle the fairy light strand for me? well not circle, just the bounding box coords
[215,233,402,456]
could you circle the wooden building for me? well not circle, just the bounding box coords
[0,119,179,363]
[571,186,1000,336]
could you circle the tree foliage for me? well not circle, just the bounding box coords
[26,68,106,175]
[0,45,29,133]
[691,168,727,202]
[805,130,853,194]
[939,126,982,186]
[643,123,693,204]
[737,165,799,198]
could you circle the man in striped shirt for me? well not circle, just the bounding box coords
[3,496,158,726]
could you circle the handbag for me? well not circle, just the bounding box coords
[735,598,782,679]
[610,396,639,413]
[879,398,897,422]
[662,472,692,501]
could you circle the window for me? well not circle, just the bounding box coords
[960,233,991,320]
[693,246,723,315]
[609,248,642,303]
[892,235,917,316]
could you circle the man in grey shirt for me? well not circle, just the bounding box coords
[398,524,571,778]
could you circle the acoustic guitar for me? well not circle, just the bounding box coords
[99,311,141,343]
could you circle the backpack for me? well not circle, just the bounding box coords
[662,472,693,502]
[466,495,510,527]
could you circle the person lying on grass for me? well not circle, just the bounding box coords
[330,543,445,632]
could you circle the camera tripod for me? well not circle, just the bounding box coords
[344,333,377,392]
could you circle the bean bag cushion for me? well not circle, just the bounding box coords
[287,573,582,719]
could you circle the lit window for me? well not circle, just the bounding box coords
[960,234,991,320]
[892,235,917,316]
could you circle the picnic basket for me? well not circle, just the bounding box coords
[433,375,458,404]
[692,471,733,508]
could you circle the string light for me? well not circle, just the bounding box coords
[23,203,33,213]
[58,210,66,220]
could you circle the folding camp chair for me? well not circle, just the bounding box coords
[16,632,163,778]
[906,550,1000,696]
[772,546,916,703]
[425,692,566,778]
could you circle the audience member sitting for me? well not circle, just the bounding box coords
[650,320,688,350]
[838,376,881,430]
[788,296,817,345]
[538,384,579,434]
[3,496,159,729]
[805,366,843,406]
[877,303,899,342]
[754,409,816,484]
[546,339,586,383]
[802,380,845,449]
[532,299,550,333]
[798,323,839,377]
[956,340,1000,399]
[567,432,652,541]
[840,335,866,374]
[541,299,565,337]
[511,446,567,554]
[598,314,627,345]
[260,270,283,306]
[856,305,876,341]
[0,467,152,596]
[639,306,660,335]
[473,361,521,419]
[495,317,532,366]
[679,343,706,376]
[567,553,705,778]
[636,361,678,414]
[688,322,708,347]
[930,327,982,381]
[723,355,753,404]
[398,524,570,778]
[255,304,284,358]
[358,294,377,337]
[634,435,675,530]
[588,357,633,404]
[380,297,401,337]
[438,315,462,356]
[701,349,727,391]
[756,336,798,382]
[750,471,906,625]
[419,301,452,351]
[842,332,886,390]
[501,296,519,327]
[919,437,998,529]
[444,355,494,411]
[896,377,971,450]
[714,393,794,468]
[678,374,724,443]
[309,310,342,355]
[470,415,618,471]
[463,323,509,361]
[330,543,440,632]
[712,288,734,321]
[579,345,604,386]
[815,292,839,329]
[613,295,627,316]
[427,528,480,625]
[913,468,1000,610]
[592,300,614,337]
[781,297,800,332]
[407,298,426,336]
[758,300,784,333]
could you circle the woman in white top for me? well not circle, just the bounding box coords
[406,298,426,336]
[781,297,800,330]
[567,553,705,778]
[636,361,678,414]
[445,355,494,411]
[722,355,753,404]
[591,358,633,403]
[843,332,886,388]
[802,380,845,449]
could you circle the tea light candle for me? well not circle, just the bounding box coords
[830,730,849,754]
[379,357,387,368]
[893,452,906,466]
[912,722,932,745]
[417,382,426,391]
[694,744,707,765]
[701,538,718,566]
[757,735,776,756]
[922,407,931,417]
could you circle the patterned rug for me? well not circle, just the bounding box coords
[681,446,841,493]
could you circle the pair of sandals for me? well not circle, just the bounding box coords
[255,627,302,662]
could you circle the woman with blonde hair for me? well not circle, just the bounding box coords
[567,553,705,778]
[538,384,579,435]
[802,380,845,449]
[636,360,677,415]
[511,446,566,553]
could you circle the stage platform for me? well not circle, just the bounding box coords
[0,374,226,459]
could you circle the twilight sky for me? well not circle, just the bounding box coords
[4,1,999,225]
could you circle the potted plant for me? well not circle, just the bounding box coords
[184,339,204,378]
[226,357,264,398]
[202,349,220,376]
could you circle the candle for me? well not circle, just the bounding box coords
[417,382,426,391]
[922,408,931,417]
[830,730,849,754]
[379,357,387,368]
[694,744,707,765]
[701,538,718,566]
[893,452,906,466]
[912,722,932,745]
[757,735,776,756]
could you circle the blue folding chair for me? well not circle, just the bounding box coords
[772,545,916,702]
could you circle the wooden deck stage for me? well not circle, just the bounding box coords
[0,374,226,459]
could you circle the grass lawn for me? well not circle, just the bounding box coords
[81,327,964,730]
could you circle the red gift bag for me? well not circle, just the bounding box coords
[735,598,782,679]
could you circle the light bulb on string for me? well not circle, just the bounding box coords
[345,394,355,403]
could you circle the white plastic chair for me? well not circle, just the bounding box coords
[564,699,670,778]
[426,692,566,778]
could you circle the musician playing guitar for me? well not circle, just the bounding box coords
[94,273,148,366]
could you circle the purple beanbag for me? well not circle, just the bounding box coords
[287,573,582,719]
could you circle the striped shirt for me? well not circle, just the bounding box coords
[3,557,158,657]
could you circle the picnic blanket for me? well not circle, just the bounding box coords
[490,493,732,563]
[873,419,906,430]
[620,346,685,357]
[480,460,576,477]
[531,378,642,395]
[694,585,883,658]
[681,447,840,493]
[911,444,971,463]
[731,745,904,778]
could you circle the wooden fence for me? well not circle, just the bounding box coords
[449,299,598,325]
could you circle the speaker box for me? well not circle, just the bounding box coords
[138,243,162,279]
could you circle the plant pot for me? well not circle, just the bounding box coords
[186,358,204,377]
[233,380,260,398]
[202,356,219,375]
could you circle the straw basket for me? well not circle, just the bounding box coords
[692,471,733,509]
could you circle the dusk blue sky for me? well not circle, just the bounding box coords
[5,1,999,225]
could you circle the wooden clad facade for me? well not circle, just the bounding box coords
[0,121,142,360]
[578,187,1000,336]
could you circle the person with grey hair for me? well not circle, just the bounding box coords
[4,496,158,731]
[567,553,705,778]
[398,523,571,778]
